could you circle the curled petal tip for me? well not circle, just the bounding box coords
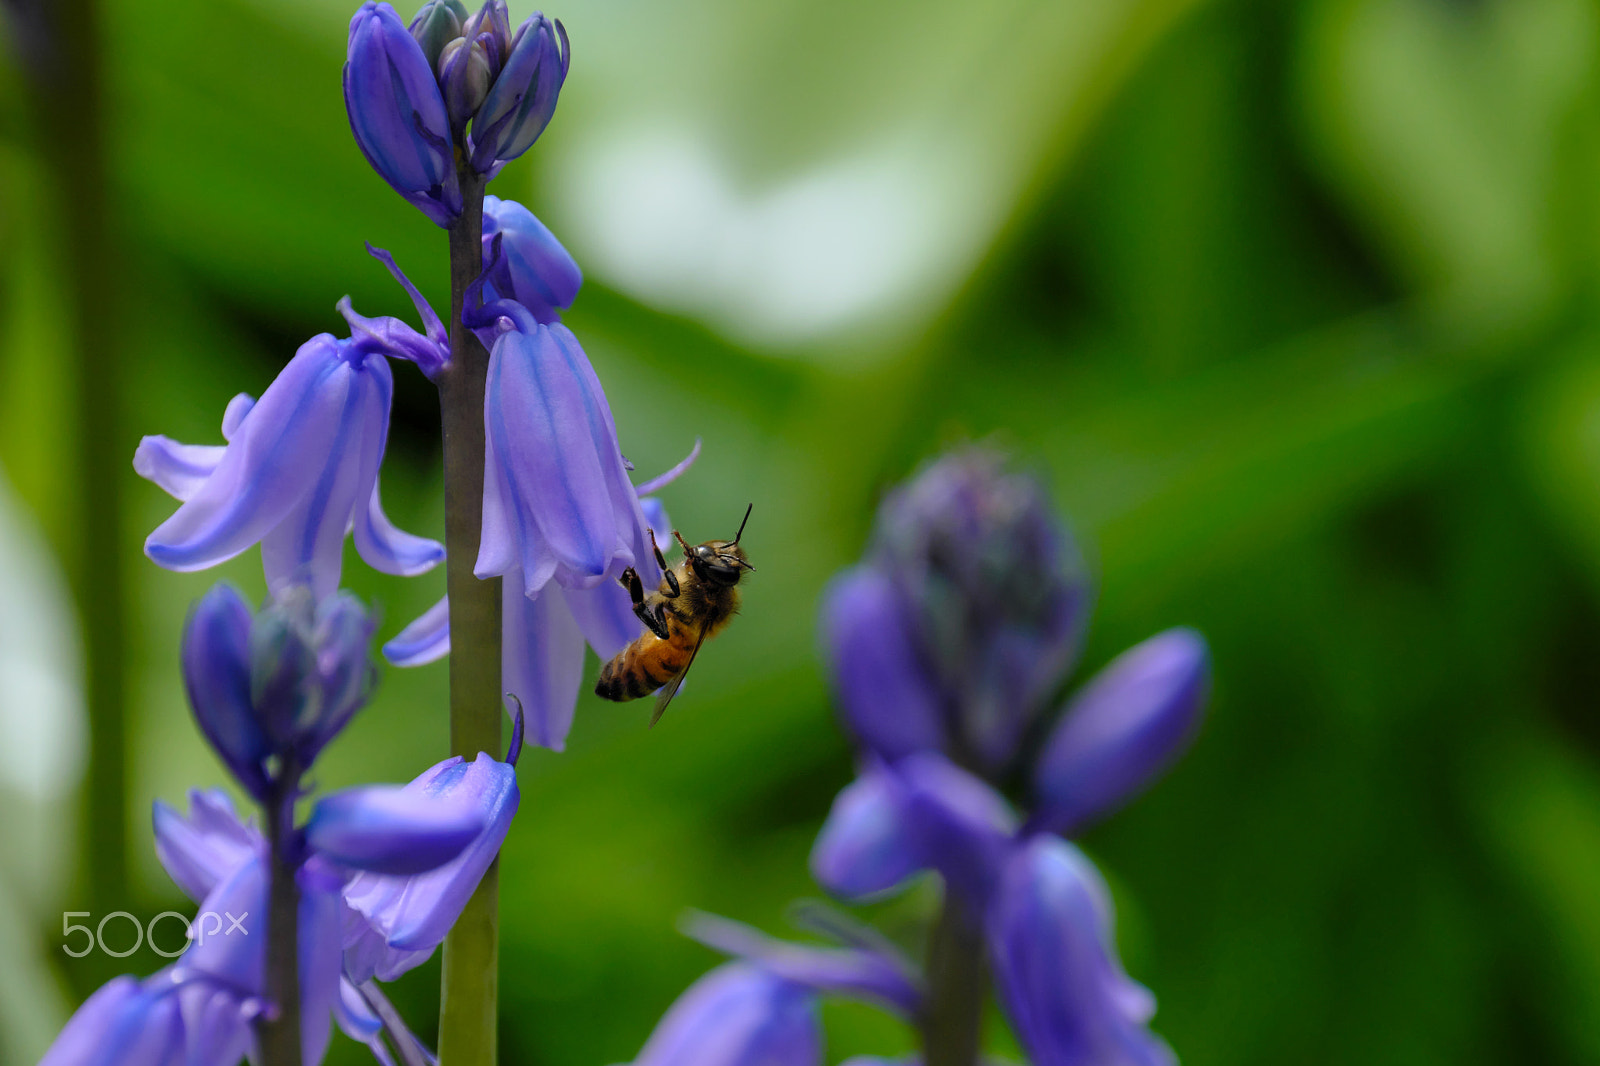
[504,694,526,765]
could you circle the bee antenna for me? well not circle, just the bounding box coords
[732,503,753,545]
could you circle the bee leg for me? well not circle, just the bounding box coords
[647,529,681,597]
[621,568,673,641]
[637,602,672,641]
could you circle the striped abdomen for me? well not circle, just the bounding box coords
[595,626,698,701]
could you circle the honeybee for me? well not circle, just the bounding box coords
[595,504,755,725]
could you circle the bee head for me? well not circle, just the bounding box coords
[689,504,755,587]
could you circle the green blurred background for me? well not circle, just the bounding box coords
[4,0,1600,1061]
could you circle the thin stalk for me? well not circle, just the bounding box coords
[258,776,303,1066]
[360,982,433,1066]
[6,0,130,947]
[920,896,986,1066]
[436,166,503,1066]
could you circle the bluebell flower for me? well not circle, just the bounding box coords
[180,584,381,796]
[346,0,568,195]
[53,713,523,1066]
[482,194,582,323]
[344,1,462,225]
[1028,627,1209,837]
[823,448,1090,774]
[987,837,1175,1066]
[381,249,695,748]
[621,963,822,1066]
[385,443,697,748]
[135,307,445,602]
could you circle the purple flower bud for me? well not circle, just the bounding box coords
[136,326,443,601]
[460,0,512,59]
[245,588,379,766]
[180,584,378,787]
[181,585,271,798]
[408,0,467,67]
[468,12,568,173]
[626,963,822,1066]
[344,1,462,226]
[439,34,494,131]
[822,567,946,762]
[849,447,1090,773]
[987,836,1175,1066]
[482,195,582,323]
[1030,628,1209,836]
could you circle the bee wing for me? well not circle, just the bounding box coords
[649,627,709,727]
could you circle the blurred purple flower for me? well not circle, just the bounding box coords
[823,448,1090,774]
[1029,628,1209,837]
[135,323,443,602]
[344,1,462,225]
[987,836,1175,1066]
[622,963,822,1066]
[684,912,923,1020]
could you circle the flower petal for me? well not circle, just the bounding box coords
[468,14,568,171]
[685,912,923,1020]
[482,195,582,323]
[502,580,587,751]
[307,784,486,874]
[39,977,184,1066]
[221,393,256,440]
[562,578,642,661]
[822,567,946,761]
[133,437,225,502]
[152,788,261,903]
[628,962,822,1066]
[259,353,389,601]
[1031,628,1209,836]
[811,755,1016,909]
[635,438,702,496]
[895,752,1017,907]
[384,595,451,666]
[181,584,271,798]
[986,837,1175,1066]
[145,336,349,578]
[479,324,630,587]
[342,752,519,964]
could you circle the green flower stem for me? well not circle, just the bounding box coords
[258,772,303,1066]
[437,165,504,1066]
[920,897,986,1066]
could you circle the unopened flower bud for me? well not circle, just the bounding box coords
[469,11,568,173]
[460,0,512,63]
[825,448,1089,775]
[344,1,462,226]
[182,583,378,794]
[439,34,494,132]
[408,0,467,68]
